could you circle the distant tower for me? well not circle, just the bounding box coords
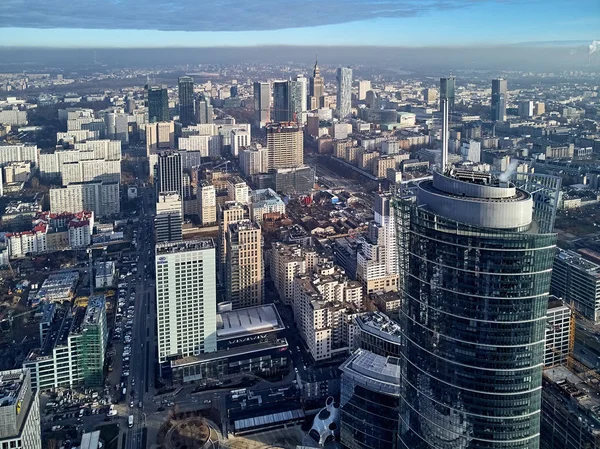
[439,76,455,113]
[491,78,508,122]
[178,76,194,126]
[146,85,169,123]
[253,81,271,127]
[336,66,352,119]
[309,55,325,109]
[441,97,449,172]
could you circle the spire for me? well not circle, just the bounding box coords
[313,54,320,78]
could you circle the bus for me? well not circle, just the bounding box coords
[128,415,134,428]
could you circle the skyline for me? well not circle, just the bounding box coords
[1,0,598,48]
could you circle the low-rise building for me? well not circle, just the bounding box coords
[250,188,286,223]
[95,261,116,289]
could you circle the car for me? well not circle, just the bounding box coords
[203,400,211,404]
[130,400,134,407]
[138,401,143,408]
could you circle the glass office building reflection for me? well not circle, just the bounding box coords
[396,169,557,449]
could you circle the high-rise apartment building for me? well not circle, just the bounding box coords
[178,76,194,126]
[155,193,183,243]
[218,202,249,283]
[266,122,303,170]
[0,369,41,449]
[239,144,268,177]
[336,67,353,119]
[491,78,508,122]
[194,96,213,125]
[253,82,271,127]
[396,168,557,448]
[156,239,217,364]
[358,80,371,101]
[294,75,308,120]
[309,57,325,109]
[271,242,318,305]
[198,181,217,225]
[226,220,264,309]
[50,181,120,217]
[518,100,534,119]
[156,151,182,197]
[227,176,250,204]
[439,76,456,113]
[147,85,169,123]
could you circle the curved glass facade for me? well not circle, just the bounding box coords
[396,198,556,449]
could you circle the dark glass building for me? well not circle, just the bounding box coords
[439,76,456,113]
[178,76,194,126]
[340,349,401,449]
[147,84,169,123]
[396,168,557,449]
[491,78,508,122]
[273,80,301,122]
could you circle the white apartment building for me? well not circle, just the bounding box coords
[271,242,319,305]
[227,176,250,204]
[239,144,268,177]
[230,128,251,157]
[178,135,221,157]
[146,121,175,155]
[218,202,249,283]
[156,240,217,364]
[60,159,121,185]
[198,182,217,225]
[5,229,48,259]
[293,263,363,361]
[0,369,41,449]
[0,109,27,126]
[0,144,39,167]
[50,181,120,217]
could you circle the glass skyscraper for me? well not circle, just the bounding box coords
[178,76,194,126]
[147,84,169,123]
[439,76,456,113]
[273,80,302,123]
[336,66,352,118]
[491,78,508,122]
[396,168,557,449]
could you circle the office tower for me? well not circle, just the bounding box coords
[358,80,371,101]
[198,181,217,225]
[80,295,108,387]
[273,80,301,122]
[439,76,456,113]
[266,122,303,170]
[309,56,325,109]
[253,82,271,127]
[336,67,352,119]
[49,181,120,217]
[423,87,438,105]
[491,78,508,122]
[178,76,194,126]
[534,101,545,116]
[146,121,175,155]
[195,96,213,124]
[147,85,169,123]
[551,249,600,322]
[156,151,182,197]
[396,168,557,449]
[155,192,183,243]
[0,369,42,449]
[440,97,449,170]
[225,220,264,309]
[218,202,249,283]
[518,100,534,119]
[230,85,238,97]
[340,349,401,449]
[125,96,136,114]
[156,239,217,364]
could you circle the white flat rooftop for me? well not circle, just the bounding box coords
[216,304,284,339]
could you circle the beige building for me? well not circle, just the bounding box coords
[218,202,249,283]
[374,156,396,178]
[266,122,303,170]
[227,176,250,204]
[146,121,175,155]
[357,149,379,172]
[271,242,319,305]
[226,220,264,309]
[293,263,364,361]
[198,181,217,225]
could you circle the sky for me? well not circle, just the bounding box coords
[0,0,598,48]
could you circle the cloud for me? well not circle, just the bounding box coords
[2,0,495,32]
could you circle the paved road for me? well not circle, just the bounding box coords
[126,188,157,449]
